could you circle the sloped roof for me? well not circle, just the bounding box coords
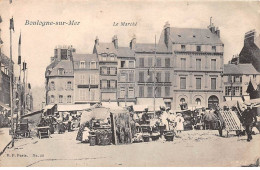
[224,64,260,75]
[117,47,135,57]
[95,43,117,54]
[159,27,223,45]
[48,60,74,77]
[73,53,98,62]
[134,43,170,53]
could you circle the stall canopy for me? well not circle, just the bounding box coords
[244,98,260,107]
[118,102,135,107]
[0,101,11,111]
[101,102,122,109]
[133,105,148,112]
[43,104,55,112]
[57,104,91,112]
[80,107,110,125]
[136,98,165,111]
[224,96,243,103]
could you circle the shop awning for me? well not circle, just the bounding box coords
[224,96,243,103]
[0,101,11,111]
[136,98,165,112]
[118,102,135,107]
[57,104,91,112]
[101,102,121,109]
[244,98,260,106]
[133,105,148,112]
[43,104,55,112]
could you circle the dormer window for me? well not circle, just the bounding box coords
[58,68,65,75]
[196,46,201,52]
[212,46,216,52]
[90,61,97,69]
[181,45,186,51]
[80,61,85,69]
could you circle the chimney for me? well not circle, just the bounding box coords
[244,30,256,45]
[112,35,118,49]
[130,34,136,50]
[215,27,220,38]
[95,36,99,45]
[164,21,171,49]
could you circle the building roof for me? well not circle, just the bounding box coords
[134,43,170,53]
[159,27,223,45]
[117,47,135,57]
[47,60,74,77]
[94,43,117,54]
[0,53,14,68]
[223,64,260,75]
[73,53,98,62]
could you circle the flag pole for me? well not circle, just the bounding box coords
[9,18,14,147]
[153,35,156,118]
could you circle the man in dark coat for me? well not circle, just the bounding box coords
[242,105,257,142]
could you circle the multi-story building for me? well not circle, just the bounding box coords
[117,46,136,106]
[223,63,260,102]
[45,46,75,105]
[93,36,118,104]
[0,53,13,110]
[73,53,100,104]
[133,35,173,109]
[158,22,224,109]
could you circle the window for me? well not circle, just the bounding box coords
[211,59,216,71]
[165,86,170,97]
[156,58,161,67]
[50,81,55,90]
[147,86,153,97]
[180,98,185,104]
[196,59,201,70]
[120,87,126,98]
[211,78,217,90]
[139,71,144,82]
[139,58,144,67]
[180,77,186,89]
[196,46,201,52]
[195,98,201,105]
[67,95,72,103]
[212,46,216,52]
[196,78,201,89]
[129,72,134,82]
[156,72,161,82]
[165,58,170,67]
[101,80,107,88]
[58,68,64,75]
[165,72,170,82]
[181,45,186,51]
[80,74,85,84]
[148,58,153,67]
[90,75,95,84]
[234,76,241,83]
[59,95,63,103]
[120,73,126,82]
[67,81,72,90]
[110,67,117,75]
[80,61,85,69]
[139,86,144,97]
[225,86,231,96]
[79,89,86,100]
[147,71,153,82]
[50,95,55,103]
[156,86,161,97]
[121,61,126,68]
[101,54,107,61]
[128,87,134,98]
[129,61,134,68]
[90,61,96,69]
[181,58,186,69]
[110,80,116,88]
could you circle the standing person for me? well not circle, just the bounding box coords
[160,107,170,131]
[242,105,257,142]
[168,111,176,131]
[141,108,150,124]
[175,113,185,134]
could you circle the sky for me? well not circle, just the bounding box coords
[0,0,259,88]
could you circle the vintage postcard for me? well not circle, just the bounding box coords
[0,0,260,167]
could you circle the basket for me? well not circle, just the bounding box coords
[165,135,174,141]
[89,135,96,146]
[143,134,150,142]
[150,135,160,141]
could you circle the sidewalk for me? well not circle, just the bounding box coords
[0,128,12,156]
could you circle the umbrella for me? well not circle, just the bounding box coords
[203,111,218,122]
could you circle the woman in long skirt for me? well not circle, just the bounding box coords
[175,113,184,133]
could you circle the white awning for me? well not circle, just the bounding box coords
[43,104,55,112]
[57,104,91,112]
[224,96,243,103]
[133,105,148,112]
[118,102,135,107]
[101,102,121,109]
[136,98,165,112]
